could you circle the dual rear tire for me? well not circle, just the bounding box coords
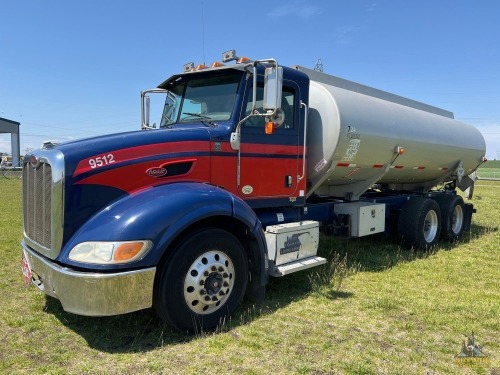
[433,195,465,241]
[398,195,465,250]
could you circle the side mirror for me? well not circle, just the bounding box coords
[263,66,283,112]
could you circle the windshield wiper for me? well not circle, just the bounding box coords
[181,112,217,127]
[182,112,212,120]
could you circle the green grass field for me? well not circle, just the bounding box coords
[1,178,498,374]
[477,160,500,179]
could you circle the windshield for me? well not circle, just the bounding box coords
[161,72,241,126]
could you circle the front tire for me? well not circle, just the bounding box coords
[154,228,248,333]
[398,198,441,250]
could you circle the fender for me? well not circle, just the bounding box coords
[59,182,268,282]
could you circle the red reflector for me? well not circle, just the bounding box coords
[373,164,384,168]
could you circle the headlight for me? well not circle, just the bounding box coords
[69,240,153,264]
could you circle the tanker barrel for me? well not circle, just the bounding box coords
[293,66,486,199]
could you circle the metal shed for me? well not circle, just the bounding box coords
[0,117,21,167]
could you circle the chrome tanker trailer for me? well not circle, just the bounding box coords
[300,66,485,201]
[21,52,487,332]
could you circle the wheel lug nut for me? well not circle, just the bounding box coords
[218,267,224,272]
[199,280,205,285]
[200,289,206,295]
[223,273,228,278]
[223,282,229,287]
[204,271,209,277]
[204,296,210,301]
[212,296,218,301]
[211,266,217,271]
[219,291,225,296]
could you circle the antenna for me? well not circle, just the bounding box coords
[201,0,206,65]
[314,58,323,72]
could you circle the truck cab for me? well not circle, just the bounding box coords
[21,52,321,333]
[141,56,309,206]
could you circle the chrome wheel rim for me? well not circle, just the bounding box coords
[423,210,439,243]
[451,205,464,235]
[183,251,235,315]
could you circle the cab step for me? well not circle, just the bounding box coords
[269,256,327,277]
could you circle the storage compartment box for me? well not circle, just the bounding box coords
[334,202,385,237]
[265,221,319,266]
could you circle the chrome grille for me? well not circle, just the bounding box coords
[23,162,53,249]
[23,150,64,259]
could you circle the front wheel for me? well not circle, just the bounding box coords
[154,228,248,333]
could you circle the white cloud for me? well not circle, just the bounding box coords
[267,2,322,19]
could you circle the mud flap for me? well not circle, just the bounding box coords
[463,203,475,232]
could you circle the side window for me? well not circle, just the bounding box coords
[281,88,295,129]
[244,86,295,129]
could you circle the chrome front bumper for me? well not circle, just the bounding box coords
[21,241,156,316]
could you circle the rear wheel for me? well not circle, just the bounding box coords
[398,198,441,250]
[433,195,465,241]
[154,228,248,333]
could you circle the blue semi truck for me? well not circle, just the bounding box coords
[21,50,486,332]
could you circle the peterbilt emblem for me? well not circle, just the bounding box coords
[29,155,39,168]
[146,167,167,178]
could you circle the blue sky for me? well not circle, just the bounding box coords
[1,0,499,159]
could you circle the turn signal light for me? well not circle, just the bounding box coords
[114,242,147,262]
[265,122,275,135]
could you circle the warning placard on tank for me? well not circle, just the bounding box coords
[342,139,361,161]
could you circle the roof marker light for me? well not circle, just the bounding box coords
[211,61,225,68]
[237,57,252,64]
[195,64,208,71]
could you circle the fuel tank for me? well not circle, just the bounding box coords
[295,66,486,198]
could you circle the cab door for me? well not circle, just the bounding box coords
[237,81,302,204]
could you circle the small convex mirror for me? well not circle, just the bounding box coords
[263,66,283,112]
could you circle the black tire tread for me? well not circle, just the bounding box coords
[398,198,441,250]
[432,194,465,241]
[153,228,248,333]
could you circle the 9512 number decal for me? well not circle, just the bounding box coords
[89,154,116,169]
